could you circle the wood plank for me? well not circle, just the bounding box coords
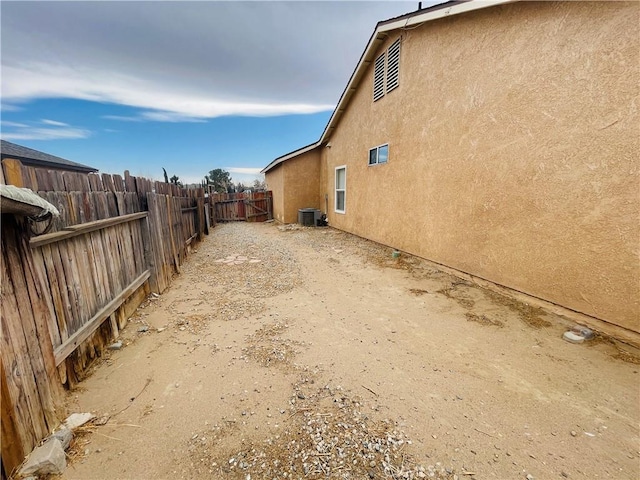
[1,158,24,187]
[130,218,147,278]
[118,214,137,283]
[140,213,159,293]
[56,239,82,332]
[166,194,181,273]
[39,244,68,347]
[1,355,27,477]
[124,170,135,193]
[88,229,110,309]
[29,212,147,248]
[115,191,126,215]
[1,224,49,446]
[99,222,121,300]
[65,195,92,334]
[102,173,115,193]
[113,174,125,192]
[30,248,62,348]
[146,193,167,293]
[54,270,150,365]
[15,226,65,429]
[197,194,205,240]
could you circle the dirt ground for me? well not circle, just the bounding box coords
[60,222,639,480]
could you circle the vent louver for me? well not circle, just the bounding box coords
[373,52,385,101]
[386,38,401,93]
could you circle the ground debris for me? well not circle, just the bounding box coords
[189,383,455,479]
[465,312,504,328]
[240,321,305,371]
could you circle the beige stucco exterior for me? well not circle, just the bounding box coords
[266,148,321,224]
[267,1,640,336]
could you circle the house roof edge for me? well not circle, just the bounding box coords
[261,0,517,173]
[261,141,322,174]
[318,0,517,143]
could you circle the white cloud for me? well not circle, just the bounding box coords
[102,115,143,122]
[2,62,334,120]
[1,120,28,128]
[41,119,69,126]
[140,111,207,123]
[0,1,415,121]
[225,167,264,175]
[1,127,90,141]
[0,103,23,112]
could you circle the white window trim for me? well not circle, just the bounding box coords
[368,143,389,166]
[335,165,346,214]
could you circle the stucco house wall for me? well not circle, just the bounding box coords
[265,163,286,223]
[318,1,639,333]
[266,148,321,224]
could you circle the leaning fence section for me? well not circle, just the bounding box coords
[210,190,273,223]
[0,158,207,478]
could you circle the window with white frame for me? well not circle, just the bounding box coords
[335,166,346,213]
[369,144,389,166]
[372,37,401,101]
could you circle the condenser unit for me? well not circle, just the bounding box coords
[298,208,322,227]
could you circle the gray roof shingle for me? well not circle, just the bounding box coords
[0,140,97,173]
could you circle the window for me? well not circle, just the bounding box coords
[372,37,401,101]
[335,166,346,213]
[369,144,389,166]
[373,52,385,101]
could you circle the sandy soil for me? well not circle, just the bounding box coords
[60,222,639,480]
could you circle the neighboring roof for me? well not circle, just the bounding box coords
[0,140,98,173]
[260,141,321,174]
[262,0,515,174]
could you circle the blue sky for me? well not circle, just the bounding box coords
[1,1,416,185]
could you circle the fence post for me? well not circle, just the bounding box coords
[2,158,25,187]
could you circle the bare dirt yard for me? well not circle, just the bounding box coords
[61,222,639,480]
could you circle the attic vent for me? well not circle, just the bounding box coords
[373,52,386,101]
[386,38,401,93]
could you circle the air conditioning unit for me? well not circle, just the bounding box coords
[298,208,322,227]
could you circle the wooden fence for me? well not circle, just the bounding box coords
[0,159,207,478]
[211,190,273,223]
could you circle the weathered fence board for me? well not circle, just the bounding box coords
[1,159,207,476]
[210,191,273,223]
[1,217,65,476]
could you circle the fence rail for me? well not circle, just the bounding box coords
[0,158,207,478]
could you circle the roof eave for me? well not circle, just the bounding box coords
[261,141,321,174]
[2,154,98,173]
[261,0,518,173]
[319,0,517,144]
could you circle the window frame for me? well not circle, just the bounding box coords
[334,165,346,214]
[368,143,389,166]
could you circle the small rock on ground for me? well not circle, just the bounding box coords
[51,426,73,450]
[563,331,585,344]
[64,412,95,429]
[19,438,66,476]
